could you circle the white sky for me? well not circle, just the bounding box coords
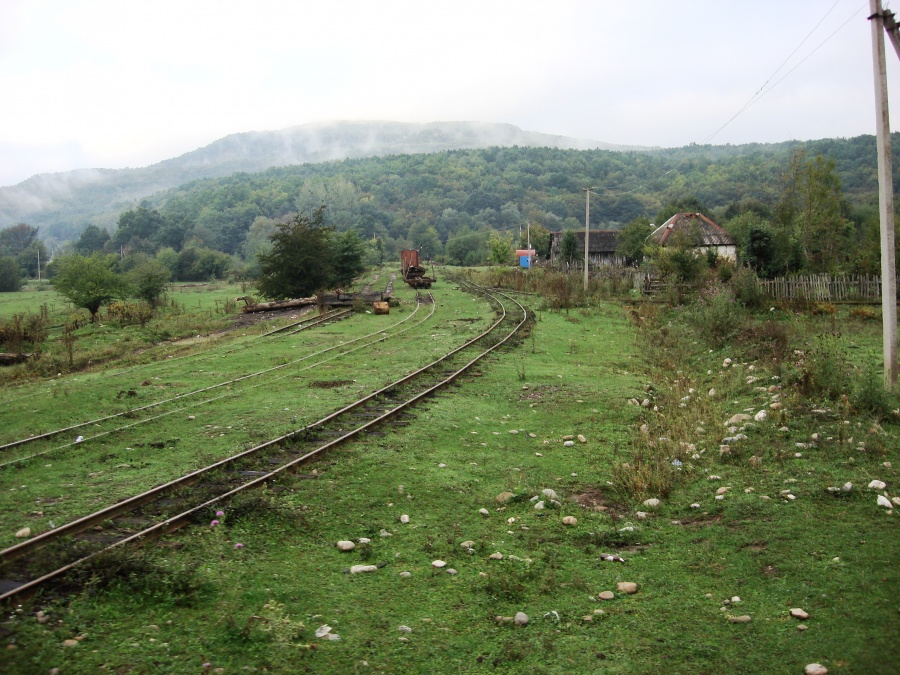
[0,0,897,187]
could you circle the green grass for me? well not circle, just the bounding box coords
[0,278,897,674]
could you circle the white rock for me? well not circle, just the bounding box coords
[643,498,660,508]
[790,608,809,620]
[446,568,457,575]
[841,482,853,492]
[562,516,578,526]
[731,596,741,603]
[577,435,587,443]
[399,571,411,578]
[804,664,828,675]
[460,540,475,549]
[350,565,378,574]
[877,495,892,508]
[479,508,490,516]
[726,414,752,426]
[431,560,446,568]
[514,612,529,626]
[868,480,887,490]
[336,540,356,552]
[690,503,701,509]
[315,625,334,638]
[489,552,503,560]
[563,440,575,447]
[542,489,559,500]
[400,514,410,523]
[15,527,31,538]
[379,529,393,537]
[754,410,767,422]
[398,625,412,633]
[635,511,648,519]
[708,388,717,397]
[533,500,545,510]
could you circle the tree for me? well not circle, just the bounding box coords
[0,256,21,292]
[331,230,366,287]
[52,254,128,321]
[0,224,39,257]
[256,208,336,300]
[128,259,171,306]
[616,217,653,266]
[75,225,111,254]
[560,230,579,266]
[487,231,514,266]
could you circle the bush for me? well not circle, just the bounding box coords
[789,335,851,400]
[729,267,766,309]
[0,256,21,292]
[685,286,747,348]
[852,365,899,418]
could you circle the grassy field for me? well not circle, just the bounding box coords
[0,271,897,674]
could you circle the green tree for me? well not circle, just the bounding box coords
[331,230,366,287]
[0,223,39,257]
[560,230,579,266]
[128,259,171,306]
[487,231,514,265]
[52,254,128,321]
[407,223,443,258]
[616,217,653,266]
[75,225,111,254]
[256,208,336,300]
[0,256,21,292]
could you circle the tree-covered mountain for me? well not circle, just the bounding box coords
[0,121,641,241]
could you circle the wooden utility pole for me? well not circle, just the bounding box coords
[583,187,593,291]
[870,0,899,388]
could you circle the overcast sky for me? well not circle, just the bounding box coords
[0,0,896,187]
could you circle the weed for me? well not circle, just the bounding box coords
[788,335,851,400]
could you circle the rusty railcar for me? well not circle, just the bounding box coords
[400,249,436,288]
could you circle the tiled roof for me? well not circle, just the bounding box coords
[649,213,736,247]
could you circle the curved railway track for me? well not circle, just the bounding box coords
[0,280,529,604]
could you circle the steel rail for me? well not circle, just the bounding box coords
[0,284,528,603]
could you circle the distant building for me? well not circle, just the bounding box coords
[549,230,622,266]
[648,213,737,261]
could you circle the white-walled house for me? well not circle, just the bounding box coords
[648,213,737,261]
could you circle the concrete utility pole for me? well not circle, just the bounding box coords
[583,187,594,291]
[881,7,900,60]
[870,0,899,388]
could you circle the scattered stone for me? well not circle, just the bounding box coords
[399,514,410,524]
[562,435,574,441]
[350,565,378,574]
[398,625,412,633]
[431,560,446,569]
[754,410,767,422]
[577,435,587,443]
[635,511,648,519]
[446,568,457,575]
[564,440,575,447]
[399,571,411,578]
[790,608,809,620]
[336,540,356,552]
[489,552,504,560]
[479,508,490,516]
[877,495,892,508]
[797,624,808,631]
[643,498,660,508]
[708,475,722,481]
[534,500,546,510]
[562,516,578,526]
[496,492,515,504]
[749,455,762,467]
[841,482,853,492]
[514,612,529,626]
[598,591,615,601]
[708,388,717,397]
[508,430,518,435]
[727,615,752,624]
[616,582,638,594]
[460,540,475,549]
[542,488,559,500]
[716,486,730,495]
[187,415,196,420]
[726,414,752,426]
[379,529,393,537]
[62,639,79,647]
[15,527,30,538]
[804,664,828,675]
[690,503,701,509]
[868,480,887,490]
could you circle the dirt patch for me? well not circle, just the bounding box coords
[571,489,625,518]
[675,514,724,527]
[761,563,780,578]
[741,541,768,553]
[310,380,355,389]
[519,385,560,401]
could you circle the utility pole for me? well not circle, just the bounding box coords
[870,0,899,388]
[881,7,900,60]
[583,187,594,291]
[37,247,40,281]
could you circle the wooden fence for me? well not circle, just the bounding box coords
[757,274,899,303]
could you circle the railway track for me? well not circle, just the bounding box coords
[0,300,424,459]
[0,281,529,604]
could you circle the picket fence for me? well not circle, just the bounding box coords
[757,274,899,302]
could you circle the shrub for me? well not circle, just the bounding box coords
[685,286,747,348]
[789,335,851,400]
[849,306,878,321]
[852,365,899,418]
[729,267,766,309]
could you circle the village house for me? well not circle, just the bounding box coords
[648,212,737,261]
[549,230,622,266]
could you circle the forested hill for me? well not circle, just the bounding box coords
[0,121,638,239]
[115,134,895,260]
